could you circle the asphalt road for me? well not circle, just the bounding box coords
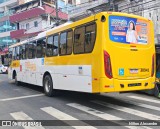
[0,74,160,129]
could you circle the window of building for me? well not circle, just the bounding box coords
[21,24,24,29]
[36,38,46,58]
[68,0,72,4]
[28,41,36,59]
[60,30,72,55]
[74,23,96,54]
[34,21,38,27]
[26,23,30,30]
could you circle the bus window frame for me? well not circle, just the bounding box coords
[53,34,59,56]
[16,46,20,60]
[59,29,73,56]
[46,34,59,57]
[36,37,46,58]
[12,47,16,60]
[85,23,96,53]
[28,41,36,59]
[21,44,27,60]
[73,22,96,54]
[19,45,22,60]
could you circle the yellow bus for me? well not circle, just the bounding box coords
[8,12,155,96]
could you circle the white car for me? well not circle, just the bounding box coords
[0,64,8,74]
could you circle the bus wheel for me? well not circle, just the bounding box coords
[43,75,55,97]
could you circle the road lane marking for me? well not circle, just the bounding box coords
[41,106,96,129]
[0,94,44,101]
[10,111,45,129]
[128,96,160,104]
[92,100,160,121]
[67,103,150,129]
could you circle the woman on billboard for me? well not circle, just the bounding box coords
[126,21,138,43]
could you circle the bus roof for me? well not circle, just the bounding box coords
[9,12,151,49]
[46,12,151,36]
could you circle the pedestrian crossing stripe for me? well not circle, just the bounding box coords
[41,106,96,129]
[114,98,160,112]
[10,111,45,129]
[91,100,160,121]
[67,103,151,129]
[8,101,160,129]
[128,96,160,104]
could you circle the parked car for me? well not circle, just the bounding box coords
[0,64,8,74]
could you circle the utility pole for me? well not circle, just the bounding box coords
[40,0,42,6]
[109,0,115,11]
[55,0,59,26]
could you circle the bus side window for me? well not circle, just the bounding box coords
[12,47,17,60]
[74,26,85,54]
[67,30,72,55]
[60,32,67,55]
[32,41,36,58]
[46,36,53,57]
[28,43,32,59]
[16,46,20,60]
[42,39,46,57]
[25,44,28,59]
[36,38,46,58]
[28,42,36,59]
[53,35,59,56]
[60,30,72,55]
[22,45,26,60]
[85,23,96,53]
[19,46,22,60]
[8,48,12,65]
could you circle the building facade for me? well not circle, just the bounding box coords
[9,0,68,41]
[118,0,160,44]
[70,0,159,43]
[68,0,111,20]
[0,0,18,50]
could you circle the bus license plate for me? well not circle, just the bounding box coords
[130,69,138,74]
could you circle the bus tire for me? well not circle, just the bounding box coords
[13,71,20,86]
[15,74,21,86]
[43,75,56,97]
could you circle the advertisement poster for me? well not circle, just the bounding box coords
[109,16,149,44]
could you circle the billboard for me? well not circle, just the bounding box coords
[109,16,149,44]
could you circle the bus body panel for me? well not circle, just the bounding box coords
[98,12,155,92]
[8,12,155,94]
